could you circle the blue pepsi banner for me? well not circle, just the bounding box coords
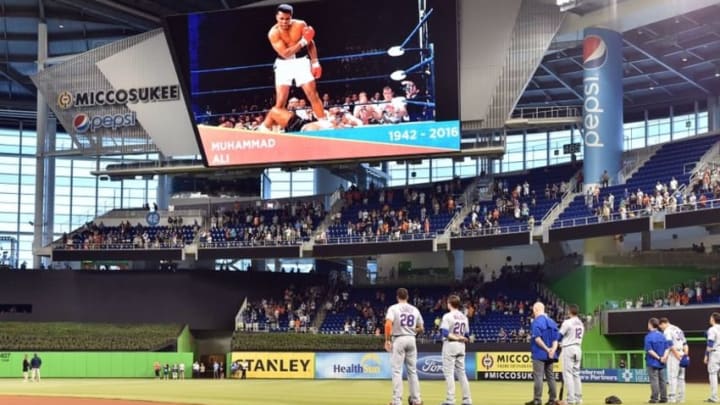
[582,27,623,188]
[315,352,391,379]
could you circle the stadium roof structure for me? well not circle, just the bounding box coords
[522,2,720,114]
[1,0,719,125]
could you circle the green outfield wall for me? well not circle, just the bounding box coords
[0,352,193,378]
[549,265,713,352]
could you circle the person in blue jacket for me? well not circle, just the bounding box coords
[645,317,669,403]
[525,302,560,405]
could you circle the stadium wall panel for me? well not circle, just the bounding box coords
[0,352,193,378]
[313,240,434,257]
[548,217,650,241]
[666,207,720,228]
[450,232,531,250]
[0,271,324,329]
[52,249,183,261]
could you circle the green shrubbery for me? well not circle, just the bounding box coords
[232,332,385,351]
[0,322,182,351]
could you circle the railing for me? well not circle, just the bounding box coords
[510,106,581,120]
[552,196,720,230]
[442,177,484,236]
[540,202,559,225]
[455,224,530,237]
[321,232,440,245]
[98,208,206,220]
[582,350,646,369]
[199,239,306,248]
[53,242,186,250]
[616,144,661,185]
[463,133,506,150]
[687,143,720,193]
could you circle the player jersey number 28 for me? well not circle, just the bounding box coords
[400,314,416,327]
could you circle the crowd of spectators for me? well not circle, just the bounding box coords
[212,80,431,131]
[691,164,720,200]
[460,177,569,235]
[235,283,325,333]
[582,177,702,222]
[318,180,464,243]
[621,277,720,310]
[321,262,568,344]
[61,220,199,250]
[200,200,325,246]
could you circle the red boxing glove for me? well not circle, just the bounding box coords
[311,62,322,79]
[303,26,315,43]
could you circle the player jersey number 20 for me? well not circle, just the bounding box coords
[400,314,416,327]
[452,322,466,336]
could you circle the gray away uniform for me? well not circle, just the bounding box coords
[386,302,423,405]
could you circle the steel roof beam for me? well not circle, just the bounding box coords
[623,38,711,95]
[539,63,582,101]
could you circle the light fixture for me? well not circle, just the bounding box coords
[649,86,655,91]
[390,70,407,81]
[681,56,688,62]
[387,46,405,57]
[715,72,720,78]
[59,24,64,29]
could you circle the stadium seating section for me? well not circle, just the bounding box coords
[460,162,580,234]
[319,266,552,343]
[62,222,196,249]
[203,201,325,246]
[554,134,720,227]
[324,179,467,243]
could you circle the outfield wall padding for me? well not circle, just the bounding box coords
[0,352,193,378]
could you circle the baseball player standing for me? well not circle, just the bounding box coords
[385,288,424,405]
[705,312,720,403]
[559,304,584,405]
[659,317,688,403]
[439,295,472,405]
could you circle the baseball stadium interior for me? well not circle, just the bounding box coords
[5,0,720,404]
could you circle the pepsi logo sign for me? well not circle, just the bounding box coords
[583,35,607,70]
[72,112,137,133]
[73,113,91,133]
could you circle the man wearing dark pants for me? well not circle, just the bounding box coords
[526,302,559,405]
[645,317,669,403]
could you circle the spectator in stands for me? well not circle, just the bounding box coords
[601,170,610,188]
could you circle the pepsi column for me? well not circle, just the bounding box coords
[582,28,623,189]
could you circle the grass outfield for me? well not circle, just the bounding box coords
[0,379,710,405]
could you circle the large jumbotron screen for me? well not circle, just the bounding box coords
[165,0,460,167]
